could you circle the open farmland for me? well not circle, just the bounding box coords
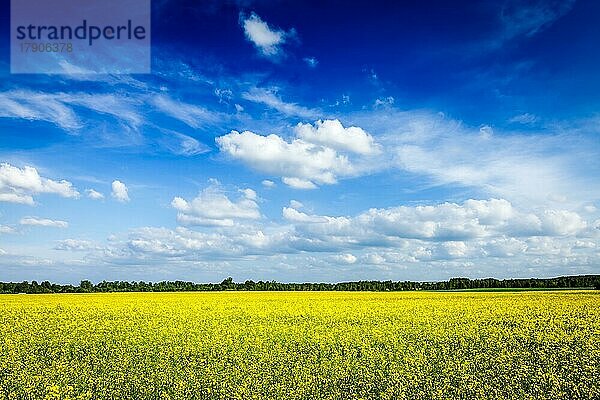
[1,291,599,399]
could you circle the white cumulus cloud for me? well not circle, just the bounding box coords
[20,217,68,228]
[540,210,587,236]
[0,163,79,205]
[331,253,358,264]
[86,189,104,200]
[295,119,380,155]
[172,185,260,227]
[241,13,292,58]
[239,188,257,201]
[111,180,130,202]
[282,177,317,190]
[54,239,98,251]
[283,207,328,223]
[216,129,355,189]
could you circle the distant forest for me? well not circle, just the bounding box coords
[1,275,599,294]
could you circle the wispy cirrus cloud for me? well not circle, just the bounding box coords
[0,225,15,234]
[0,90,142,132]
[499,0,576,40]
[0,88,220,156]
[303,57,318,68]
[151,94,221,128]
[241,87,319,119]
[155,131,211,156]
[0,89,224,131]
[0,90,80,131]
[61,93,145,128]
[508,113,538,125]
[347,108,600,207]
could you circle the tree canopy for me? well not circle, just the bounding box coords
[1,275,598,294]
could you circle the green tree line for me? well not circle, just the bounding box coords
[0,275,599,294]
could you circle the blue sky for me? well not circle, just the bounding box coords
[0,0,599,283]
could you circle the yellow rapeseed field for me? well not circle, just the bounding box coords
[0,291,598,399]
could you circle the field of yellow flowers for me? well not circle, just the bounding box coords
[0,291,598,399]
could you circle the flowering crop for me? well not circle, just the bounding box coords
[1,291,598,399]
